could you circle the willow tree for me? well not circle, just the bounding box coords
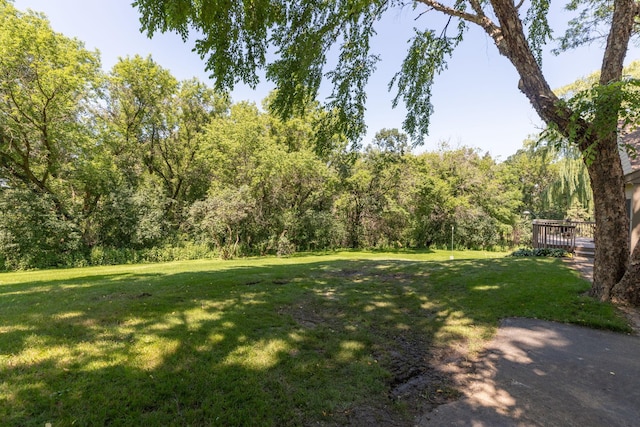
[133,0,640,304]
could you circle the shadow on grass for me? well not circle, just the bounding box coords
[0,256,627,426]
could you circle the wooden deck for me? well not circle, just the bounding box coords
[532,220,595,256]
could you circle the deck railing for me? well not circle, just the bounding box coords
[531,219,596,256]
[532,220,576,251]
[568,220,596,239]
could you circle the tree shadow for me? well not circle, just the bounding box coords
[0,256,620,425]
[422,318,640,426]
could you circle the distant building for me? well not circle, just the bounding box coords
[621,128,640,252]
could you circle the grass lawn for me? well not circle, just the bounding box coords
[0,250,630,426]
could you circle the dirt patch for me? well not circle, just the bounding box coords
[341,404,403,426]
[325,334,463,427]
[281,295,463,426]
[615,302,640,335]
[282,303,328,329]
[382,335,459,404]
[277,263,472,425]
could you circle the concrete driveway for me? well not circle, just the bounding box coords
[418,318,640,426]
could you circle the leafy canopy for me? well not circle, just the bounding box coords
[133,0,640,148]
[541,60,640,163]
[133,1,494,142]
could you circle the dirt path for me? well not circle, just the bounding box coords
[562,255,594,282]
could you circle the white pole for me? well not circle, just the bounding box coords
[450,225,454,260]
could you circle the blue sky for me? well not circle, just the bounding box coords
[13,0,640,159]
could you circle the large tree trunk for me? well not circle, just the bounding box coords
[586,133,629,300]
[585,0,637,301]
[613,241,640,305]
[486,0,640,304]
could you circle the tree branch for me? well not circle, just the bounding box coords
[600,0,636,84]
[417,0,505,53]
[417,0,483,26]
[487,0,586,144]
[468,0,486,16]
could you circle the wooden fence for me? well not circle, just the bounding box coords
[532,220,595,251]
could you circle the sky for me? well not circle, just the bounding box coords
[12,0,640,160]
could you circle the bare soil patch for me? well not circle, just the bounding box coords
[615,302,640,335]
[281,294,462,426]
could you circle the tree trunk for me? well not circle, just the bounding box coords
[613,240,640,305]
[586,133,629,300]
[588,0,637,302]
[487,0,640,303]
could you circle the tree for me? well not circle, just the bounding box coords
[187,186,255,258]
[134,0,640,304]
[101,56,230,233]
[409,145,520,249]
[0,188,82,269]
[541,149,593,219]
[0,0,111,263]
[371,128,410,156]
[166,78,229,204]
[0,0,101,220]
[200,99,340,254]
[504,139,594,220]
[539,60,640,222]
[102,55,178,184]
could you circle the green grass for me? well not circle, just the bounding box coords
[0,250,630,425]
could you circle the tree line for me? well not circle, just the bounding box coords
[132,0,640,304]
[0,2,589,270]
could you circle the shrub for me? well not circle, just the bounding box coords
[89,246,140,266]
[0,190,82,270]
[510,248,571,258]
[276,234,295,257]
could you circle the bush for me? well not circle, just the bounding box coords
[0,190,82,270]
[276,234,295,257]
[510,248,571,258]
[90,246,140,266]
[88,243,217,267]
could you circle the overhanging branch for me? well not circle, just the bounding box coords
[417,0,505,54]
[417,0,483,26]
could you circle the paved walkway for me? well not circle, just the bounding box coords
[563,255,594,282]
[419,318,640,426]
[418,256,640,426]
